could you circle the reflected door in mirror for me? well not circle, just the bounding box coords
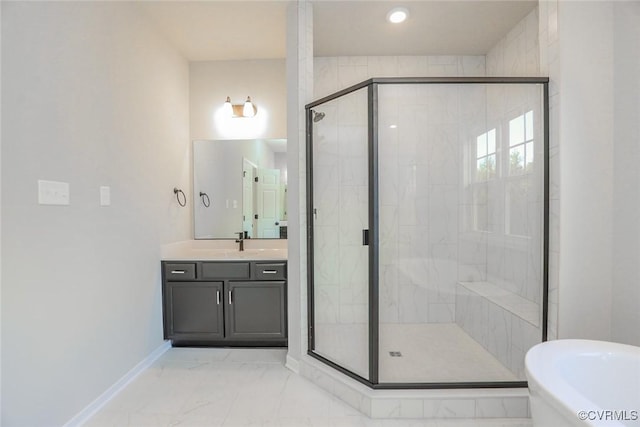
[256,167,280,238]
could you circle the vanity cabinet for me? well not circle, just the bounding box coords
[165,281,224,339]
[162,261,287,346]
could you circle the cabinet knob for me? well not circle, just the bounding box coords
[228,290,233,305]
[216,290,221,305]
[170,270,185,274]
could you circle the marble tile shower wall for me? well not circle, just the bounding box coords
[457,84,491,286]
[484,84,545,307]
[484,7,544,307]
[314,56,486,100]
[456,283,540,379]
[313,88,369,325]
[486,8,540,77]
[452,7,547,377]
[538,0,561,342]
[378,83,464,324]
[314,55,487,326]
[379,83,546,328]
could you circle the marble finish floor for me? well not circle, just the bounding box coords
[86,347,532,427]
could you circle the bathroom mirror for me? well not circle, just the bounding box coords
[193,139,287,239]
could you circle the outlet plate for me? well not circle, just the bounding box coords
[38,180,70,205]
[100,186,111,206]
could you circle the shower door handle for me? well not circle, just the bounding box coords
[362,229,370,246]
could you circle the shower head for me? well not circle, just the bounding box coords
[312,111,325,123]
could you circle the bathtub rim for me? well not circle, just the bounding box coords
[525,339,640,426]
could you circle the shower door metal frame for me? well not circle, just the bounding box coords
[306,76,550,390]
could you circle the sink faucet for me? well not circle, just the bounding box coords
[235,231,244,252]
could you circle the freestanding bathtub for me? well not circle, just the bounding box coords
[525,339,640,426]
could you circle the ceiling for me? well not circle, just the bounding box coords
[137,1,289,61]
[313,1,538,56]
[138,1,537,61]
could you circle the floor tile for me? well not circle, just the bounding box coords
[85,348,532,427]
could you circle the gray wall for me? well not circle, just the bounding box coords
[190,59,287,141]
[1,2,191,425]
[612,1,640,346]
[557,1,615,341]
[0,2,3,420]
[555,1,640,344]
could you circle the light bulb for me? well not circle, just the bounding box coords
[243,96,255,117]
[387,7,409,24]
[223,96,233,117]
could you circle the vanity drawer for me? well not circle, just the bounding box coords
[202,262,250,279]
[165,263,196,281]
[254,263,287,280]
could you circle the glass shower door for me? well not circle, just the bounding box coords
[310,87,370,380]
[377,82,545,384]
[307,77,548,389]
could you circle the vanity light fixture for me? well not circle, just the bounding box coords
[243,96,256,118]
[387,7,409,24]
[224,96,258,118]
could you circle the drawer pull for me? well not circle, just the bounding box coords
[228,290,233,305]
[216,290,221,305]
[170,270,186,274]
[262,270,278,274]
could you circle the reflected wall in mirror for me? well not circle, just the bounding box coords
[193,139,287,239]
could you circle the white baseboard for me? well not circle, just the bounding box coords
[64,341,171,427]
[285,353,300,373]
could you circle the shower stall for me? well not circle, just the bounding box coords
[306,77,549,388]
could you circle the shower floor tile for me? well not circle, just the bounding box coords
[380,323,518,383]
[314,323,518,383]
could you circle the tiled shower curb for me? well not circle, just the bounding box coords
[299,355,531,419]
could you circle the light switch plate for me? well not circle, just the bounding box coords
[38,180,70,205]
[100,186,111,206]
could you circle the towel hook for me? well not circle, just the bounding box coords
[173,187,186,207]
[199,191,211,208]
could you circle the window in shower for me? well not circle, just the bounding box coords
[506,110,536,238]
[476,128,497,181]
[509,110,535,175]
[471,127,497,233]
[306,78,549,389]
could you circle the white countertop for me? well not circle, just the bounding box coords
[161,239,288,261]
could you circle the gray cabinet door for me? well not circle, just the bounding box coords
[166,282,224,340]
[226,281,286,340]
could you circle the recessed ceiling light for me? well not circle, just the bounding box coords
[387,7,409,24]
